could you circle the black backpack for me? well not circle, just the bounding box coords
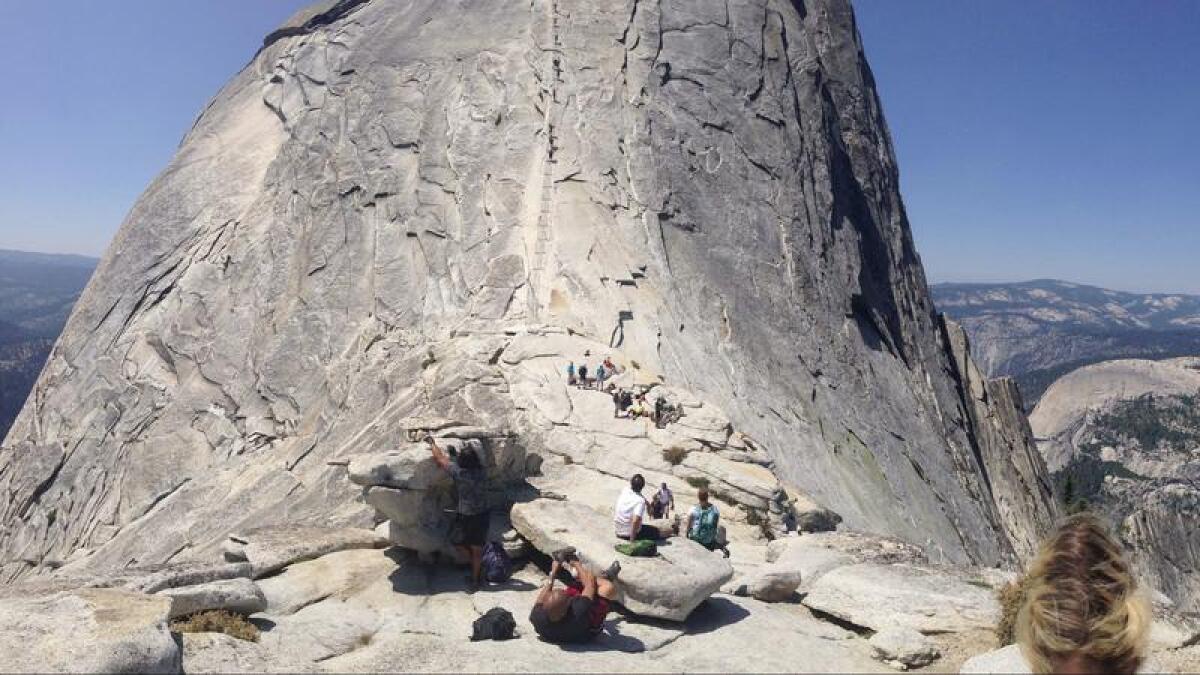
[471,607,517,641]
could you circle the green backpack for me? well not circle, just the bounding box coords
[691,506,719,545]
[614,539,658,557]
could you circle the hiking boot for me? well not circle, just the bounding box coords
[599,560,621,581]
[551,546,577,563]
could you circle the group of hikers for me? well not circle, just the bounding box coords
[566,354,616,390]
[424,432,729,644]
[529,473,730,644]
[566,355,681,427]
[423,435,1155,672]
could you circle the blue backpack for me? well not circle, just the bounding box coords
[481,541,512,583]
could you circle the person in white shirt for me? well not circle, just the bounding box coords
[613,474,676,541]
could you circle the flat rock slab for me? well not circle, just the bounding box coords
[226,526,387,578]
[160,577,267,619]
[0,588,179,673]
[510,499,733,621]
[803,563,999,634]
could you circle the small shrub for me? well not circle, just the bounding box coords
[995,576,1032,646]
[684,476,709,489]
[170,610,260,642]
[662,446,689,466]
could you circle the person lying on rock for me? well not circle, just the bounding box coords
[686,488,730,558]
[529,547,621,644]
[425,435,489,590]
[614,474,678,541]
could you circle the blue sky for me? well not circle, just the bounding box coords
[0,1,1196,293]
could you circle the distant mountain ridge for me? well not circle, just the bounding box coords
[0,249,97,441]
[933,280,1200,406]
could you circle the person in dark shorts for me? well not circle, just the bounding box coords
[426,436,489,590]
[529,548,621,644]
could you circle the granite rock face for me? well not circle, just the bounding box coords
[0,0,1055,587]
[1031,357,1200,611]
[0,588,180,673]
[802,562,1000,634]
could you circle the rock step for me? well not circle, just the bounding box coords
[510,499,733,622]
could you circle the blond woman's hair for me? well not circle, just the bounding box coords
[1016,513,1151,674]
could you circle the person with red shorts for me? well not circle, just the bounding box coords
[529,548,621,644]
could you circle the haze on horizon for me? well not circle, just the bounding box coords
[0,0,1195,294]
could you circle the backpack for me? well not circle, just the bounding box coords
[481,541,512,583]
[471,607,517,641]
[614,539,657,557]
[691,506,719,545]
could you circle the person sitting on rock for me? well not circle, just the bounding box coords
[1016,513,1150,674]
[650,482,674,519]
[620,389,633,414]
[529,548,621,644]
[614,474,676,541]
[566,361,577,386]
[611,386,624,418]
[686,488,730,558]
[425,435,489,590]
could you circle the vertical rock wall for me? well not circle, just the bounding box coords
[0,0,1055,581]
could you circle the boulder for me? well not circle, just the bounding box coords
[869,626,941,669]
[803,563,999,633]
[224,526,387,578]
[348,445,447,489]
[128,562,255,594]
[350,437,529,554]
[0,588,179,673]
[765,537,853,592]
[725,565,803,603]
[257,548,397,615]
[787,488,843,533]
[159,578,267,619]
[366,486,457,555]
[510,499,733,621]
[960,644,1029,674]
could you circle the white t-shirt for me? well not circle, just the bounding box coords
[614,487,648,538]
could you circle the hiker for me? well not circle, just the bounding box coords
[620,390,633,415]
[611,386,624,418]
[566,361,577,386]
[650,482,674,519]
[628,394,647,419]
[653,396,666,426]
[686,488,730,557]
[1015,513,1149,674]
[577,363,589,389]
[529,548,621,644]
[614,474,676,541]
[603,356,616,374]
[595,363,607,389]
[425,435,489,590]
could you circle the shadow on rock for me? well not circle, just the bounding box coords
[683,596,751,635]
[541,624,648,654]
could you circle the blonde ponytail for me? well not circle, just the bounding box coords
[1016,513,1150,675]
